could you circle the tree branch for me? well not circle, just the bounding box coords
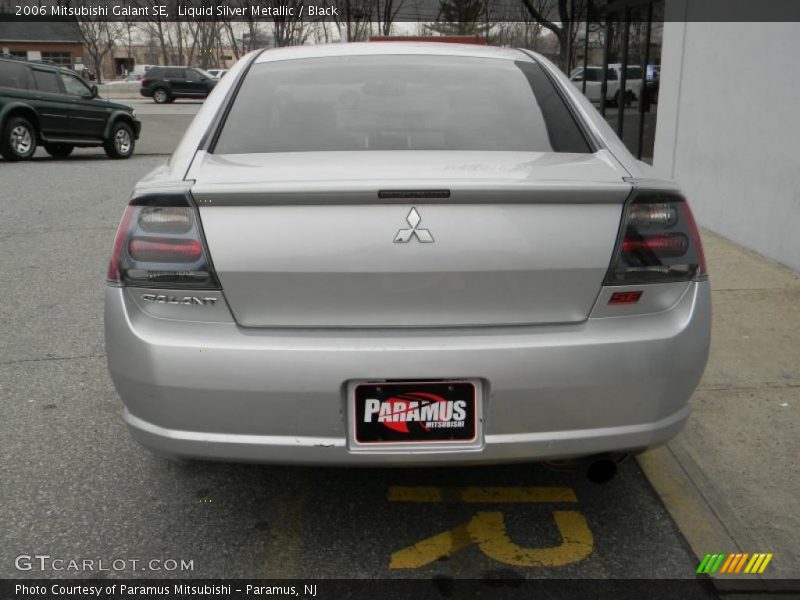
[520,0,564,42]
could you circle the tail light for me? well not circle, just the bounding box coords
[107,193,220,289]
[140,77,149,86]
[604,188,707,284]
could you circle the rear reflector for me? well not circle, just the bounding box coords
[608,291,643,305]
[604,188,707,285]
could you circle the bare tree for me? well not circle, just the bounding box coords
[75,20,123,83]
[271,1,314,47]
[516,0,556,50]
[520,0,595,71]
[123,19,136,72]
[335,0,376,42]
[426,0,488,37]
[375,0,407,36]
[134,0,175,65]
[218,2,267,57]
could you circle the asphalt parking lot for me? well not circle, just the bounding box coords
[1,106,715,587]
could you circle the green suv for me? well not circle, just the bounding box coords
[0,56,141,161]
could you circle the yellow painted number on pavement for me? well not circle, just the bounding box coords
[388,486,593,569]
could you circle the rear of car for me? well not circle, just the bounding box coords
[106,44,710,465]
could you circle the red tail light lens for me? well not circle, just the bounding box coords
[621,233,689,256]
[107,205,135,282]
[107,193,219,289]
[604,189,707,284]
[128,238,203,262]
[140,77,149,85]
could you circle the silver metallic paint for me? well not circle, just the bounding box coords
[105,43,711,463]
[106,281,710,464]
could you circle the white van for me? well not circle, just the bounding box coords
[569,64,643,106]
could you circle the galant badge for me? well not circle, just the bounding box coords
[394,207,434,243]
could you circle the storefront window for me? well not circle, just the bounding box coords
[41,52,72,67]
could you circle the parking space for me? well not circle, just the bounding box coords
[0,149,714,586]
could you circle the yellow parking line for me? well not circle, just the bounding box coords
[388,486,578,504]
[390,509,593,569]
[389,521,473,569]
[471,510,593,568]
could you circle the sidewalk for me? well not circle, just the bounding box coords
[640,230,800,586]
[95,81,141,99]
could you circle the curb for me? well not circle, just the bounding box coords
[638,444,796,594]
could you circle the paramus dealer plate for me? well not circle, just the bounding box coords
[352,381,479,445]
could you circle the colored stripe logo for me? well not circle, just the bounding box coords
[697,552,773,574]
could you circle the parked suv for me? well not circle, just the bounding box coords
[140,66,217,103]
[0,56,140,161]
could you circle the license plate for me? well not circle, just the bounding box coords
[352,381,478,444]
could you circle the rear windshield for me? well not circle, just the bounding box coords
[213,55,591,154]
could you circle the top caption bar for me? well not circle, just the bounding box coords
[3,0,800,22]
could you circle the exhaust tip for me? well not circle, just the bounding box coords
[586,458,618,484]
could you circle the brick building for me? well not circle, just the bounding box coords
[0,20,84,70]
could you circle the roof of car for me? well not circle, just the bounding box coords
[254,42,534,64]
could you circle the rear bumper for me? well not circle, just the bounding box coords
[139,88,152,98]
[105,281,711,465]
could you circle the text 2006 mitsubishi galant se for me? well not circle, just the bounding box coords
[105,43,710,468]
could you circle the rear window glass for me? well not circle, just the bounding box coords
[214,55,591,154]
[32,69,60,93]
[0,61,29,89]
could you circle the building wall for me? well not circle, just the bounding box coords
[654,4,800,271]
[0,42,84,66]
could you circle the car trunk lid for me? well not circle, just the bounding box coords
[189,151,631,327]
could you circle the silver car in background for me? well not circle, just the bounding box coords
[105,43,710,466]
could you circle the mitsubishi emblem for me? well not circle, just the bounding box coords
[394,207,434,243]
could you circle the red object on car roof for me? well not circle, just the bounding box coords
[368,36,488,45]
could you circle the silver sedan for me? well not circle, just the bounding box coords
[105,43,710,467]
